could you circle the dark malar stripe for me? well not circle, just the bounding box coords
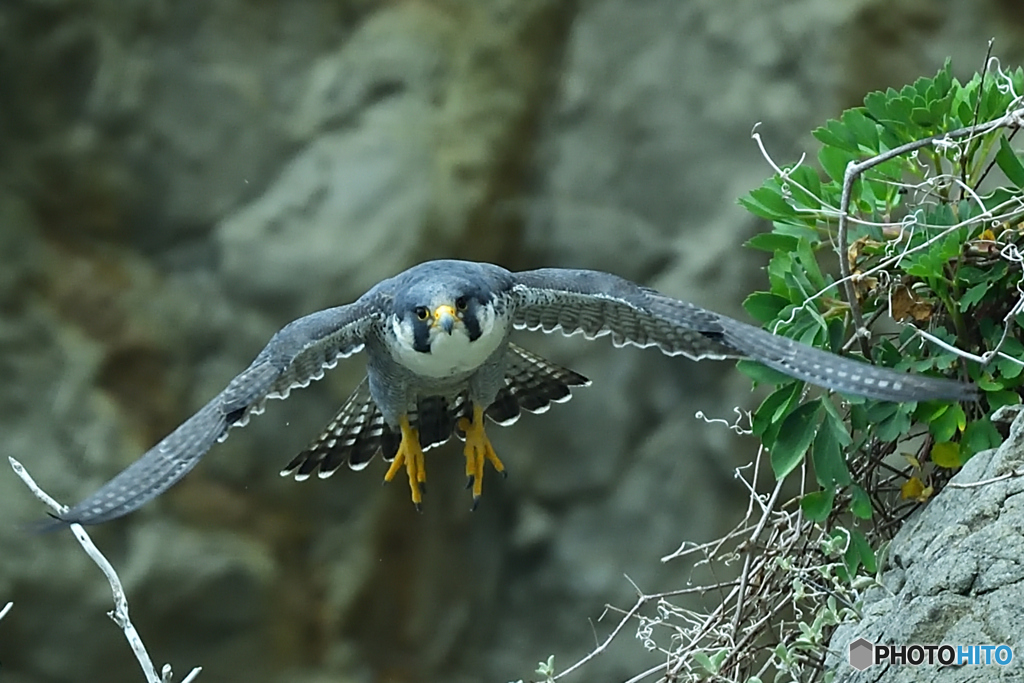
[413,321,432,353]
[464,306,483,341]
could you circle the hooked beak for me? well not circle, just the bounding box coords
[433,305,457,334]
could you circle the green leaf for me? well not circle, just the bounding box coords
[693,651,717,674]
[813,119,859,152]
[910,106,937,128]
[795,238,828,292]
[801,488,834,522]
[826,317,846,354]
[888,94,913,124]
[959,281,991,312]
[770,220,821,242]
[786,164,824,206]
[996,338,1024,379]
[745,232,800,253]
[865,401,899,424]
[744,185,797,220]
[981,78,1009,119]
[767,250,797,298]
[929,403,965,442]
[863,90,891,124]
[928,94,953,125]
[849,484,873,520]
[789,316,826,346]
[752,382,802,440]
[962,417,1002,457]
[849,403,869,432]
[839,531,862,576]
[995,136,1024,188]
[977,374,1006,391]
[743,292,790,323]
[820,399,853,446]
[818,145,856,184]
[847,529,877,575]
[782,265,817,303]
[770,400,823,479]
[811,419,852,487]
[875,405,913,442]
[934,59,953,95]
[865,177,897,211]
[955,98,974,127]
[842,108,880,152]
[987,389,1021,411]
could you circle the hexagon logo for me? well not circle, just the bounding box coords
[849,638,874,671]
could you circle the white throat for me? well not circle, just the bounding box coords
[390,307,507,379]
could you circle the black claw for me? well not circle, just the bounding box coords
[470,496,481,512]
[415,502,423,513]
[501,469,509,479]
[465,475,475,490]
[419,482,426,495]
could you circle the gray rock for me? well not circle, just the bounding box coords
[217,100,437,314]
[829,412,1024,682]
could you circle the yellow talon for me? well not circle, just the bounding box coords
[458,404,506,507]
[383,415,426,507]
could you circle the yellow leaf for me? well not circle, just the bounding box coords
[901,477,925,500]
[931,441,962,468]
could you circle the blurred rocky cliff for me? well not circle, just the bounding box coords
[1,1,1021,681]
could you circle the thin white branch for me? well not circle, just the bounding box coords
[909,327,994,364]
[551,595,647,681]
[731,477,785,633]
[946,467,1024,489]
[8,457,202,683]
[0,601,12,622]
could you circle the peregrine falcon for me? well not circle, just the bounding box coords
[43,260,976,527]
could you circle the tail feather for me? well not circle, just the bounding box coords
[279,344,589,480]
[486,343,590,425]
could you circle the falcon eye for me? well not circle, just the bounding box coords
[414,306,429,321]
[455,296,468,311]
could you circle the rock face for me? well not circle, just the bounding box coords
[1,1,1021,682]
[829,409,1024,682]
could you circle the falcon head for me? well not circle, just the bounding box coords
[390,273,501,357]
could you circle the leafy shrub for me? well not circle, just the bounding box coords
[739,57,1023,553]
[524,57,1024,683]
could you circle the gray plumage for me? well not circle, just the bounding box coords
[281,343,589,480]
[41,259,977,528]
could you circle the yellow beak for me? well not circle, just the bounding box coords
[433,305,457,334]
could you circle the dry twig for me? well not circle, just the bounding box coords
[9,456,202,683]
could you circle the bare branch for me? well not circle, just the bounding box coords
[9,457,202,683]
[946,467,1024,489]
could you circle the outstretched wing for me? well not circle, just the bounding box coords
[45,299,385,528]
[510,268,977,402]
